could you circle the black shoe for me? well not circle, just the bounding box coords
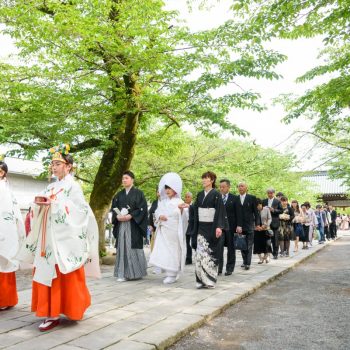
[241,264,245,268]
[218,271,222,275]
[245,265,250,270]
[185,260,192,265]
[273,256,278,260]
[225,271,232,276]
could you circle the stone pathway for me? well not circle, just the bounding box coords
[0,237,341,350]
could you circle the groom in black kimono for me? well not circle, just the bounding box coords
[111,171,148,281]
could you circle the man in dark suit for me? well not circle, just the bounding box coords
[217,179,237,276]
[328,205,337,239]
[233,182,259,270]
[262,188,283,259]
[183,192,194,265]
[148,188,159,250]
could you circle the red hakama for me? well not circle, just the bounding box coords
[0,272,18,308]
[32,265,91,320]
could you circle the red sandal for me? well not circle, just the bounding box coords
[38,318,60,331]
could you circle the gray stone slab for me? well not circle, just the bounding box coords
[68,320,146,350]
[130,313,203,350]
[0,320,29,334]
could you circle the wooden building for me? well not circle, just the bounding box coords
[304,171,350,208]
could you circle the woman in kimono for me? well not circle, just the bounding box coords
[17,145,100,331]
[149,173,186,284]
[192,171,228,289]
[0,161,25,310]
[112,171,148,282]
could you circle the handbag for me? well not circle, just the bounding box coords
[234,234,247,251]
[266,229,274,237]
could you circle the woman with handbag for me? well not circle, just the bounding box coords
[253,199,272,264]
[300,203,311,249]
[291,200,303,253]
[278,196,295,257]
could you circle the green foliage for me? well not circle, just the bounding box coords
[231,0,350,184]
[135,128,318,203]
[0,0,285,154]
[118,127,316,202]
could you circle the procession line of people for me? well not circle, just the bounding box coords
[1,147,340,331]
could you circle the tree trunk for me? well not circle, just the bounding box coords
[89,73,141,254]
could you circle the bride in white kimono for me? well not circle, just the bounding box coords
[0,161,25,310]
[149,173,186,284]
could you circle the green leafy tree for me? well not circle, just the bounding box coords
[0,0,285,251]
[124,128,317,203]
[232,0,350,183]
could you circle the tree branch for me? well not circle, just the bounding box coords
[70,139,103,152]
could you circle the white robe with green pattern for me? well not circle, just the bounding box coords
[0,179,25,273]
[17,174,100,286]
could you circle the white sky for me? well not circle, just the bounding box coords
[0,1,328,170]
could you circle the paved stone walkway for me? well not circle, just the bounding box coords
[0,237,341,350]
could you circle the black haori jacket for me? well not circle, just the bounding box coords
[111,187,148,249]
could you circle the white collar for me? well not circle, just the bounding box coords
[204,188,213,196]
[125,185,133,194]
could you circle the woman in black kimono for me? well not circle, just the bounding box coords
[191,171,228,289]
[111,171,148,281]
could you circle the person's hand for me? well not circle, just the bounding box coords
[236,226,242,234]
[159,215,168,221]
[178,203,189,209]
[261,225,267,230]
[216,228,222,238]
[269,207,275,212]
[255,225,262,231]
[117,215,131,222]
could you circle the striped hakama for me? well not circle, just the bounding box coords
[114,222,147,280]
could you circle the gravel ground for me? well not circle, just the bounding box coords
[170,236,350,350]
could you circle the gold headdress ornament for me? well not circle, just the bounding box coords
[49,144,70,163]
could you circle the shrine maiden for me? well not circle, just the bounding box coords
[0,161,25,310]
[17,145,100,331]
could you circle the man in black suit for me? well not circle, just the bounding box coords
[148,188,159,249]
[233,182,259,270]
[183,192,194,264]
[262,188,283,259]
[217,179,237,276]
[328,205,337,239]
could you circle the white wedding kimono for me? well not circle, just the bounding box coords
[17,174,100,286]
[0,179,25,273]
[149,173,186,275]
